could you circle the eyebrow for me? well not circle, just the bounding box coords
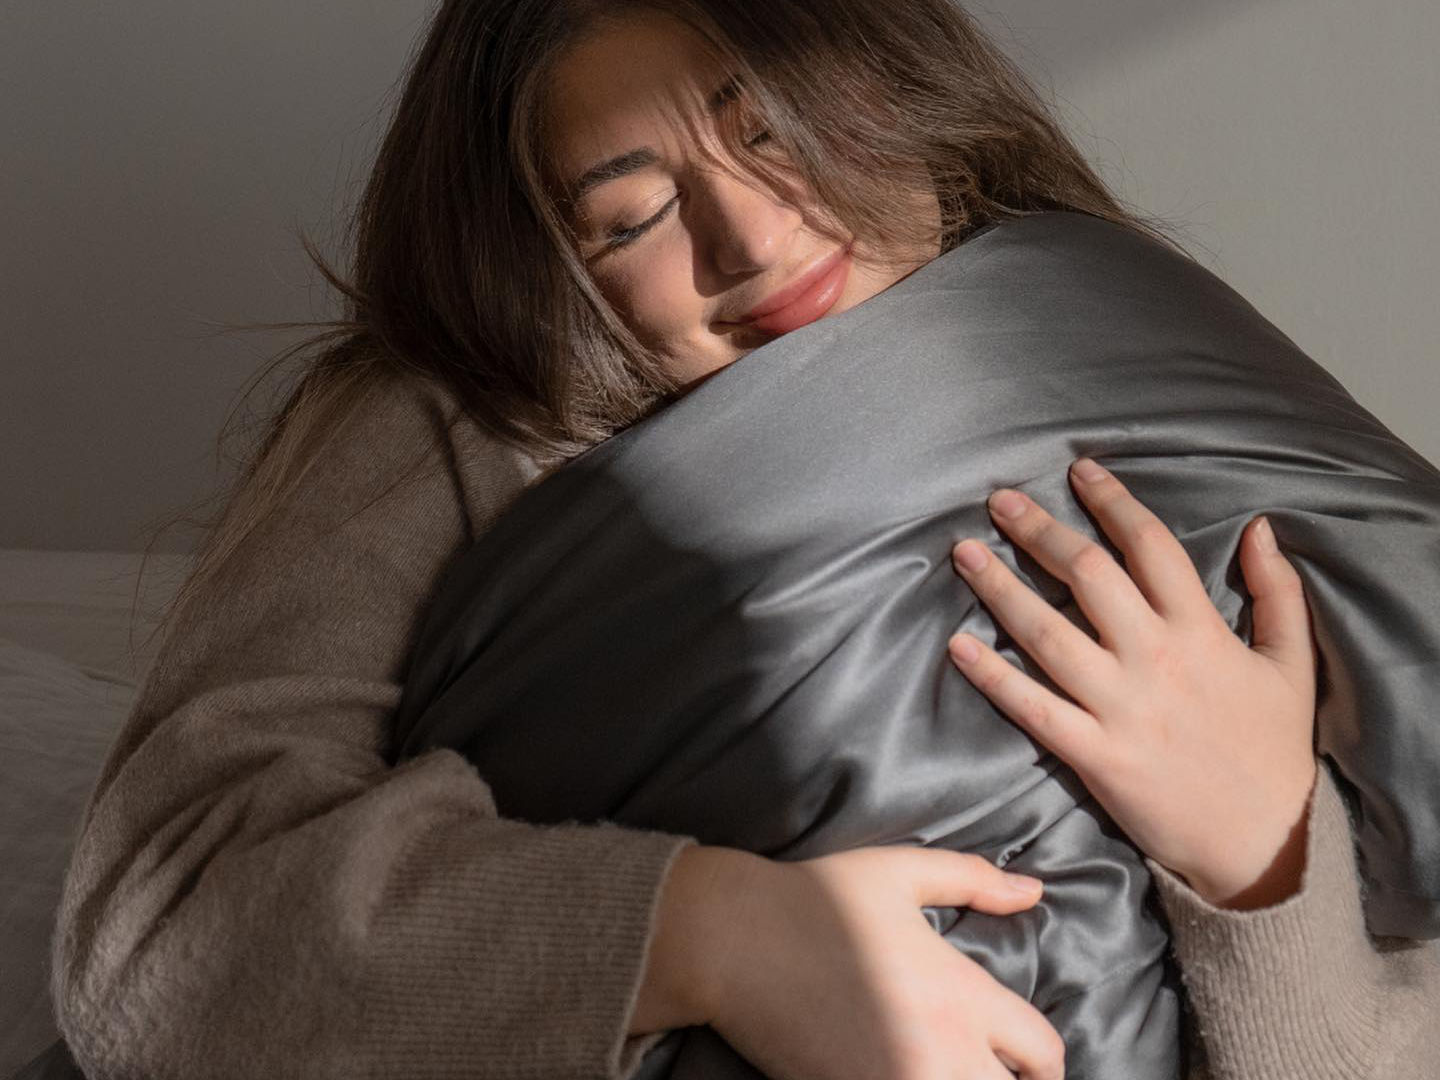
[565,75,743,205]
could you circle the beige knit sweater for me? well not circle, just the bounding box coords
[52,368,1440,1079]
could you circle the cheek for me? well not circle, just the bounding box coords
[594,241,698,345]
[839,258,892,308]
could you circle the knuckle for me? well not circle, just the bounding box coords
[995,496,1044,540]
[1133,517,1178,549]
[953,851,995,878]
[975,660,1011,697]
[1068,542,1113,584]
[1018,1009,1067,1069]
[976,563,1013,600]
[1029,618,1067,658]
[1018,513,1056,547]
[1143,639,1180,674]
[1042,1025,1067,1065]
[998,1013,1066,1080]
[1016,692,1051,730]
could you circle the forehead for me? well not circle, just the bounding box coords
[545,14,726,181]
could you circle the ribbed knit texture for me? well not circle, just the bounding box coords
[1148,763,1440,1078]
[48,367,1439,1078]
[48,369,695,1080]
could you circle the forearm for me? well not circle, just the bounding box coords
[51,370,704,1080]
[53,686,695,1080]
[1149,762,1440,1079]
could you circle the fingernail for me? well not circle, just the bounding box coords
[949,633,980,664]
[1254,516,1277,553]
[989,490,1027,520]
[953,540,989,573]
[1072,458,1108,483]
[1005,874,1044,897]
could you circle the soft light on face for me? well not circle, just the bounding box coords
[545,12,943,390]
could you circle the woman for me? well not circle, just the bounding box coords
[45,1,1438,1078]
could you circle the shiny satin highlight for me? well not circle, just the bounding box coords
[394,211,1440,1079]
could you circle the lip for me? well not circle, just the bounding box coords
[733,245,853,335]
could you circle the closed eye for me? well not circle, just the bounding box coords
[604,195,679,249]
[603,131,773,251]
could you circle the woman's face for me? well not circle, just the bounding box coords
[545,13,943,389]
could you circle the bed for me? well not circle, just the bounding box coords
[0,548,191,1076]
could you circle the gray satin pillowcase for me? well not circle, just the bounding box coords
[395,211,1440,1079]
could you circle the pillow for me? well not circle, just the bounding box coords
[393,211,1440,1079]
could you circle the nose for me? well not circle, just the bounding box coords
[695,167,803,278]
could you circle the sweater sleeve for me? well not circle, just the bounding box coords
[50,369,697,1080]
[1148,760,1440,1080]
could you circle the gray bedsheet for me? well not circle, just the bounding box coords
[393,211,1440,1078]
[1,551,188,1080]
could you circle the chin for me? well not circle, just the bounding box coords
[711,321,780,354]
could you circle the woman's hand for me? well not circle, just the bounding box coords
[946,458,1319,909]
[634,843,1066,1080]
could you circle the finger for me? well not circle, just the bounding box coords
[1067,458,1215,621]
[889,847,1045,914]
[952,538,1121,711]
[984,486,1156,647]
[1239,515,1315,676]
[991,1001,1067,1080]
[947,630,1102,771]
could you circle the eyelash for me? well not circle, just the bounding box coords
[604,128,774,250]
[605,198,678,248]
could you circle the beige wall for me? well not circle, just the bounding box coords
[976,0,1439,468]
[3,0,1435,552]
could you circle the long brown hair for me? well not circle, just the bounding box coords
[141,0,1192,650]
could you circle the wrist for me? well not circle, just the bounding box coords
[1169,766,1319,910]
[1179,797,1313,911]
[630,844,767,1035]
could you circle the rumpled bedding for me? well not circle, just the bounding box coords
[1,548,188,1079]
[392,211,1440,1079]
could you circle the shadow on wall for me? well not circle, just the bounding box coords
[974,0,1282,83]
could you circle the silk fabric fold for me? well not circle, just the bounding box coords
[394,211,1440,1078]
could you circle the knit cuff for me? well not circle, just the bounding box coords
[359,811,697,1080]
[1145,763,1384,1079]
